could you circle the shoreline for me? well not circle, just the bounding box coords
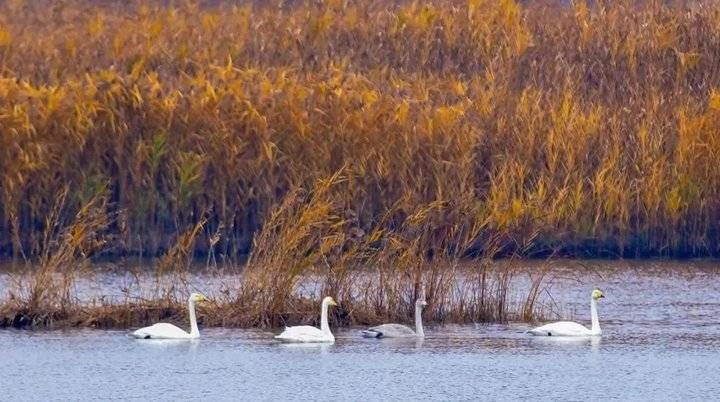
[2,258,718,330]
[0,297,541,330]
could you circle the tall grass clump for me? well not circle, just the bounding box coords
[2,0,720,263]
[224,169,547,328]
[0,189,113,327]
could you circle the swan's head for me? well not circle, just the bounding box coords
[415,299,428,308]
[190,293,208,303]
[323,296,338,307]
[591,289,605,300]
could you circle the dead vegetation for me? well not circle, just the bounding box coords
[1,0,720,258]
[0,172,551,329]
[1,0,715,328]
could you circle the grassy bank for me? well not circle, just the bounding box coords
[1,1,720,258]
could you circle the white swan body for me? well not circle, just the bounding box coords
[132,293,207,339]
[362,299,427,338]
[528,289,605,337]
[528,321,596,337]
[275,296,338,343]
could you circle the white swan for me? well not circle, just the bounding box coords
[274,296,338,343]
[527,289,605,337]
[132,293,207,339]
[361,298,427,338]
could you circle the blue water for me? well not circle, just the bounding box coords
[2,323,719,401]
[2,261,720,401]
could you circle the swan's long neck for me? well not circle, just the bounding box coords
[320,301,330,335]
[188,298,199,338]
[590,297,600,334]
[415,305,424,337]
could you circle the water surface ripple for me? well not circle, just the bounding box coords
[2,261,720,401]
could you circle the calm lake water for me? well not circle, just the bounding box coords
[2,260,720,401]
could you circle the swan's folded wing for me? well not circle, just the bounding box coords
[274,325,327,342]
[367,323,416,338]
[360,329,382,338]
[132,323,190,339]
[527,321,590,336]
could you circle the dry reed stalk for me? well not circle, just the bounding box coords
[1,189,112,326]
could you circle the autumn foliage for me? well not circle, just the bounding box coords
[2,0,720,259]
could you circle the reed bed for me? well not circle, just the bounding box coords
[1,172,553,329]
[1,0,718,327]
[1,0,719,258]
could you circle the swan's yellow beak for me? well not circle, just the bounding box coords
[196,294,208,302]
[328,298,338,306]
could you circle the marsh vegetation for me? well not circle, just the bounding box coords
[1,0,718,328]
